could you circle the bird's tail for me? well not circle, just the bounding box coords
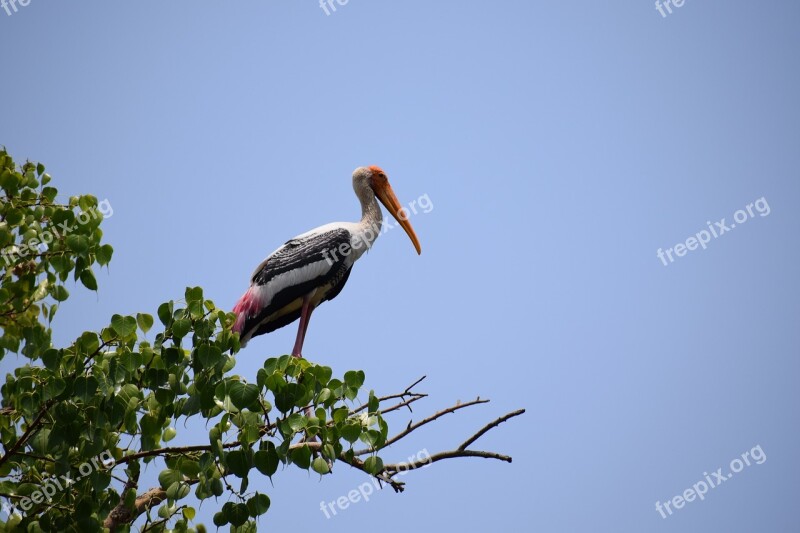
[232,286,264,345]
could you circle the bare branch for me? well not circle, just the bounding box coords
[374,393,427,417]
[382,409,526,476]
[458,409,526,451]
[350,375,428,415]
[355,397,490,455]
[387,448,514,473]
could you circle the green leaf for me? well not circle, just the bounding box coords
[117,382,141,401]
[213,512,227,527]
[246,493,270,517]
[225,449,252,478]
[78,331,100,354]
[136,313,154,333]
[96,244,114,266]
[111,314,137,337]
[43,378,66,401]
[224,502,249,527]
[65,234,89,255]
[51,285,69,302]
[254,446,279,477]
[364,456,384,475]
[73,376,99,401]
[340,421,361,443]
[368,390,379,413]
[332,407,349,424]
[291,444,312,469]
[229,382,259,410]
[360,429,383,448]
[79,269,97,291]
[119,351,143,372]
[140,414,161,436]
[344,370,366,389]
[78,194,97,212]
[185,286,203,304]
[49,255,71,274]
[41,348,61,370]
[4,208,22,225]
[30,428,51,454]
[158,469,183,489]
[317,388,333,405]
[172,318,191,339]
[178,459,200,478]
[274,383,304,413]
[166,481,191,500]
[163,427,177,442]
[196,344,222,368]
[312,456,330,475]
[157,301,173,326]
[286,413,307,432]
[158,502,177,519]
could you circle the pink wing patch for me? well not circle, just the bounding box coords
[232,285,268,334]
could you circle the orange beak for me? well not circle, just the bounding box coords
[373,181,422,254]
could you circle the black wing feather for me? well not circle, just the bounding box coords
[241,228,352,340]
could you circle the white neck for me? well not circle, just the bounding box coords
[351,186,383,255]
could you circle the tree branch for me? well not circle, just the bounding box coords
[0,399,54,469]
[355,397,490,456]
[458,409,526,451]
[350,375,428,415]
[102,383,524,527]
[383,408,526,476]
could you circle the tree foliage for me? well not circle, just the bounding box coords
[0,149,522,532]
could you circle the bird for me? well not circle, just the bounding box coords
[232,165,421,357]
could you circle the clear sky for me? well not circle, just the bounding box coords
[2,1,799,531]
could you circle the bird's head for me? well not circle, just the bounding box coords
[353,165,422,254]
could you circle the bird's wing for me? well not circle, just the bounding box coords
[233,227,352,344]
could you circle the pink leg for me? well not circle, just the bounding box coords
[291,293,315,358]
[292,292,326,465]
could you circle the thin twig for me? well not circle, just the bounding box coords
[382,409,526,474]
[458,409,526,451]
[355,397,490,455]
[350,375,427,415]
[0,400,54,469]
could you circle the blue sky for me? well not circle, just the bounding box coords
[2,1,799,531]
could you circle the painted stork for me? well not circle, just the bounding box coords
[232,166,421,357]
